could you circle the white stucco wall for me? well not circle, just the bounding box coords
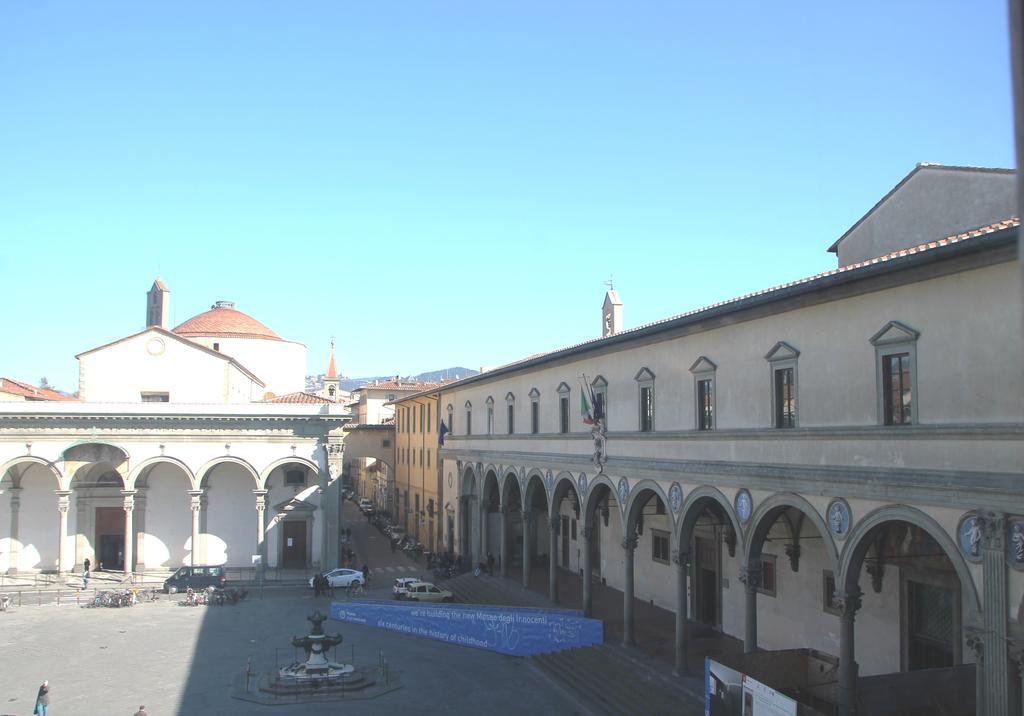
[201,463,258,567]
[79,331,262,404]
[187,336,306,398]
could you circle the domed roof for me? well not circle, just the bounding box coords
[172,301,281,340]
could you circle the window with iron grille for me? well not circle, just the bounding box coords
[652,529,670,564]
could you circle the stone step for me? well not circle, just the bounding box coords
[534,646,702,716]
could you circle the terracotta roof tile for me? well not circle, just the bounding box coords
[356,379,440,391]
[173,302,281,340]
[259,391,333,404]
[0,377,77,401]
[436,217,1020,388]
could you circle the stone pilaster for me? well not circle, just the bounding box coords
[980,512,1011,716]
[55,490,72,573]
[188,490,203,567]
[254,490,268,568]
[121,490,136,575]
[622,536,638,645]
[7,487,20,574]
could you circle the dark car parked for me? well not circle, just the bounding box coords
[163,565,227,594]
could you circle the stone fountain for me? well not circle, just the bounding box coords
[257,610,372,697]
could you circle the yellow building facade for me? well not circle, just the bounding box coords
[393,391,442,553]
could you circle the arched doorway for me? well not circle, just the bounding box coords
[263,461,320,570]
[69,463,128,572]
[580,477,619,618]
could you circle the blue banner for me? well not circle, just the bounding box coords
[330,600,603,656]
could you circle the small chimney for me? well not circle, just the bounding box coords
[602,289,622,337]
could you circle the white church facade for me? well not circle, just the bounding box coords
[0,281,349,575]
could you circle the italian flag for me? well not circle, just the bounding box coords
[580,382,596,426]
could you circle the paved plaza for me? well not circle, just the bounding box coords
[0,584,588,716]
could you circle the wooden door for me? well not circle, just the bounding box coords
[282,521,307,569]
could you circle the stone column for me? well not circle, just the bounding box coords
[622,536,637,645]
[549,515,560,603]
[980,512,1011,716]
[674,550,690,674]
[521,511,532,588]
[835,587,863,716]
[581,525,594,617]
[254,490,268,568]
[7,487,20,574]
[134,492,147,569]
[499,506,509,578]
[55,490,72,573]
[480,502,489,565]
[121,490,136,576]
[739,564,761,654]
[188,490,203,567]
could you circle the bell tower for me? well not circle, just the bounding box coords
[322,340,341,402]
[602,281,622,338]
[146,278,170,329]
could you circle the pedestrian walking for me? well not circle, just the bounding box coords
[133,706,149,716]
[486,552,495,576]
[361,563,370,585]
[83,557,91,589]
[33,680,49,716]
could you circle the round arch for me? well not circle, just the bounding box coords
[258,456,320,489]
[676,485,744,555]
[623,479,671,534]
[524,470,547,509]
[459,462,479,497]
[499,469,521,508]
[551,471,579,514]
[744,492,839,573]
[60,440,131,462]
[0,456,63,488]
[837,504,981,619]
[581,474,622,533]
[197,456,261,490]
[482,469,500,507]
[126,456,196,491]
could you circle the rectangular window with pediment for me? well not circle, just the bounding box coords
[766,342,799,429]
[635,368,655,432]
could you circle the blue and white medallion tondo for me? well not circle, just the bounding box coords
[669,483,683,514]
[735,490,752,524]
[827,499,851,539]
[958,514,983,563]
[617,478,629,507]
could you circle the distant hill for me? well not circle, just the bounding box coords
[306,367,479,393]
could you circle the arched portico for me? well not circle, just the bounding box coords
[131,458,193,570]
[834,505,981,716]
[741,493,839,655]
[581,474,621,617]
[673,486,743,673]
[549,472,580,604]
[499,470,523,578]
[458,464,479,563]
[481,469,500,571]
[0,457,64,573]
[195,457,261,568]
[522,471,549,590]
[621,480,671,646]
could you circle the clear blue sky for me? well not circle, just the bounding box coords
[0,1,1015,393]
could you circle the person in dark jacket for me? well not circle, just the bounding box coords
[34,680,49,716]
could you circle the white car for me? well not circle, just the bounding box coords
[392,576,420,600]
[404,581,454,603]
[309,568,364,589]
